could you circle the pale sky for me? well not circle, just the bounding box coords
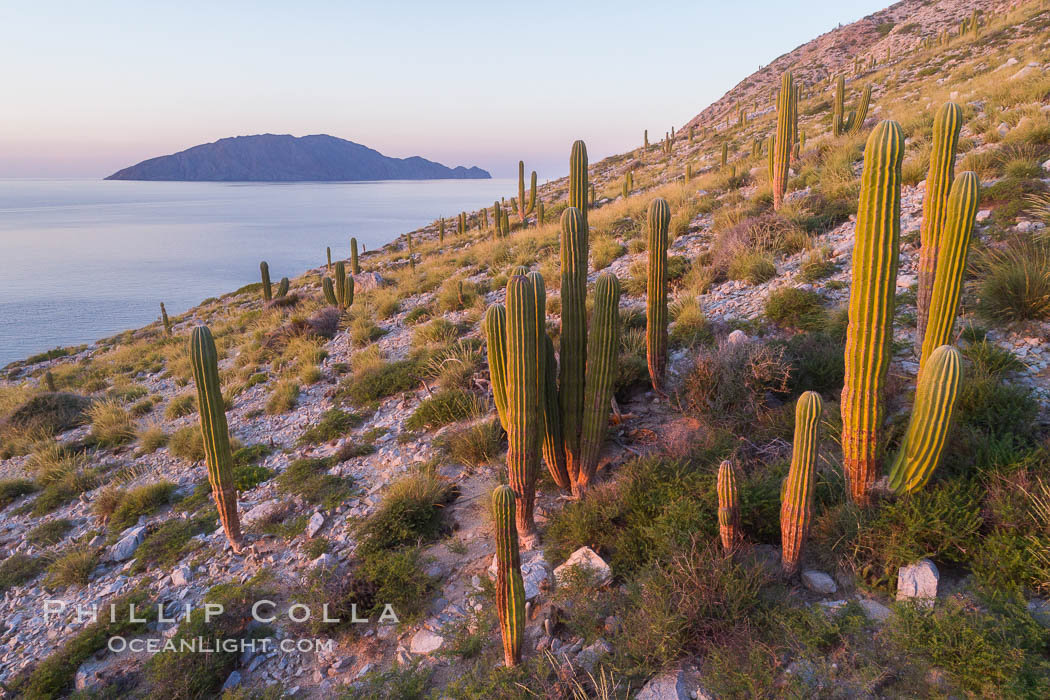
[0,0,889,179]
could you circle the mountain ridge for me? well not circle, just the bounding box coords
[105,133,491,182]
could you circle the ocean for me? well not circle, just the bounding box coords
[0,177,514,367]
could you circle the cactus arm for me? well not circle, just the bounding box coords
[887,345,962,494]
[189,326,243,552]
[841,120,903,506]
[781,391,822,575]
[920,172,978,369]
[847,84,872,136]
[506,275,540,542]
[322,277,337,306]
[559,207,588,486]
[916,103,963,353]
[576,273,621,495]
[646,198,671,391]
[276,278,289,298]
[484,304,509,430]
[540,333,569,490]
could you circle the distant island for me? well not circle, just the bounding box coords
[105,133,491,182]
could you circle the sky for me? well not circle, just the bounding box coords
[0,0,890,180]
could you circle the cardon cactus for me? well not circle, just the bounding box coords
[559,207,588,487]
[540,333,569,490]
[685,164,692,181]
[916,102,963,353]
[772,71,796,211]
[505,275,540,542]
[919,172,979,369]
[276,278,289,298]
[887,345,962,494]
[644,129,649,150]
[517,161,537,225]
[160,302,172,336]
[847,84,872,136]
[841,120,903,506]
[493,202,502,237]
[833,76,846,136]
[44,370,56,392]
[646,198,671,391]
[492,485,525,667]
[322,277,338,306]
[569,140,588,224]
[781,391,822,575]
[717,459,741,552]
[326,247,332,271]
[189,326,243,553]
[351,237,360,274]
[439,217,445,242]
[334,261,354,309]
[721,142,728,168]
[766,134,775,185]
[537,200,545,226]
[484,304,509,429]
[260,261,272,302]
[576,272,621,495]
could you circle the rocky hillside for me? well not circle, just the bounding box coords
[2,1,1050,698]
[105,134,491,182]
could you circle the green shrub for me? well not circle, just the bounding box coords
[3,392,91,435]
[44,550,97,588]
[87,399,137,448]
[405,389,475,430]
[27,518,73,547]
[298,408,365,445]
[169,425,204,461]
[108,481,178,532]
[775,331,845,397]
[973,240,1050,322]
[338,357,424,404]
[164,392,196,419]
[265,380,299,414]
[764,287,825,329]
[888,596,1050,696]
[435,417,504,467]
[277,458,353,509]
[0,478,37,508]
[132,516,214,573]
[0,553,47,591]
[728,250,776,285]
[357,471,455,554]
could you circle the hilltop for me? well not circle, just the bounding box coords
[105,134,491,182]
[2,0,1050,698]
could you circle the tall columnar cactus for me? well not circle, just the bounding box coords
[833,75,846,136]
[685,163,692,181]
[517,161,537,225]
[644,129,649,150]
[160,302,172,336]
[322,277,338,306]
[276,278,289,298]
[916,102,963,353]
[717,460,741,552]
[841,120,903,506]
[772,71,796,211]
[484,304,509,429]
[781,391,822,575]
[537,200,545,226]
[189,326,243,553]
[493,202,502,237]
[847,84,872,136]
[887,345,962,495]
[334,261,349,308]
[527,272,570,491]
[646,198,670,391]
[505,275,540,542]
[540,333,569,490]
[501,209,510,235]
[351,237,360,274]
[260,261,272,302]
[576,273,621,495]
[721,142,728,168]
[492,485,525,667]
[622,177,629,199]
[569,140,589,224]
[766,134,775,185]
[920,171,979,369]
[559,207,588,488]
[326,247,332,271]
[44,370,56,392]
[439,217,445,243]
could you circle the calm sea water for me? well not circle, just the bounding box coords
[0,178,514,367]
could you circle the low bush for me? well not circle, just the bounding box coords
[764,287,825,330]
